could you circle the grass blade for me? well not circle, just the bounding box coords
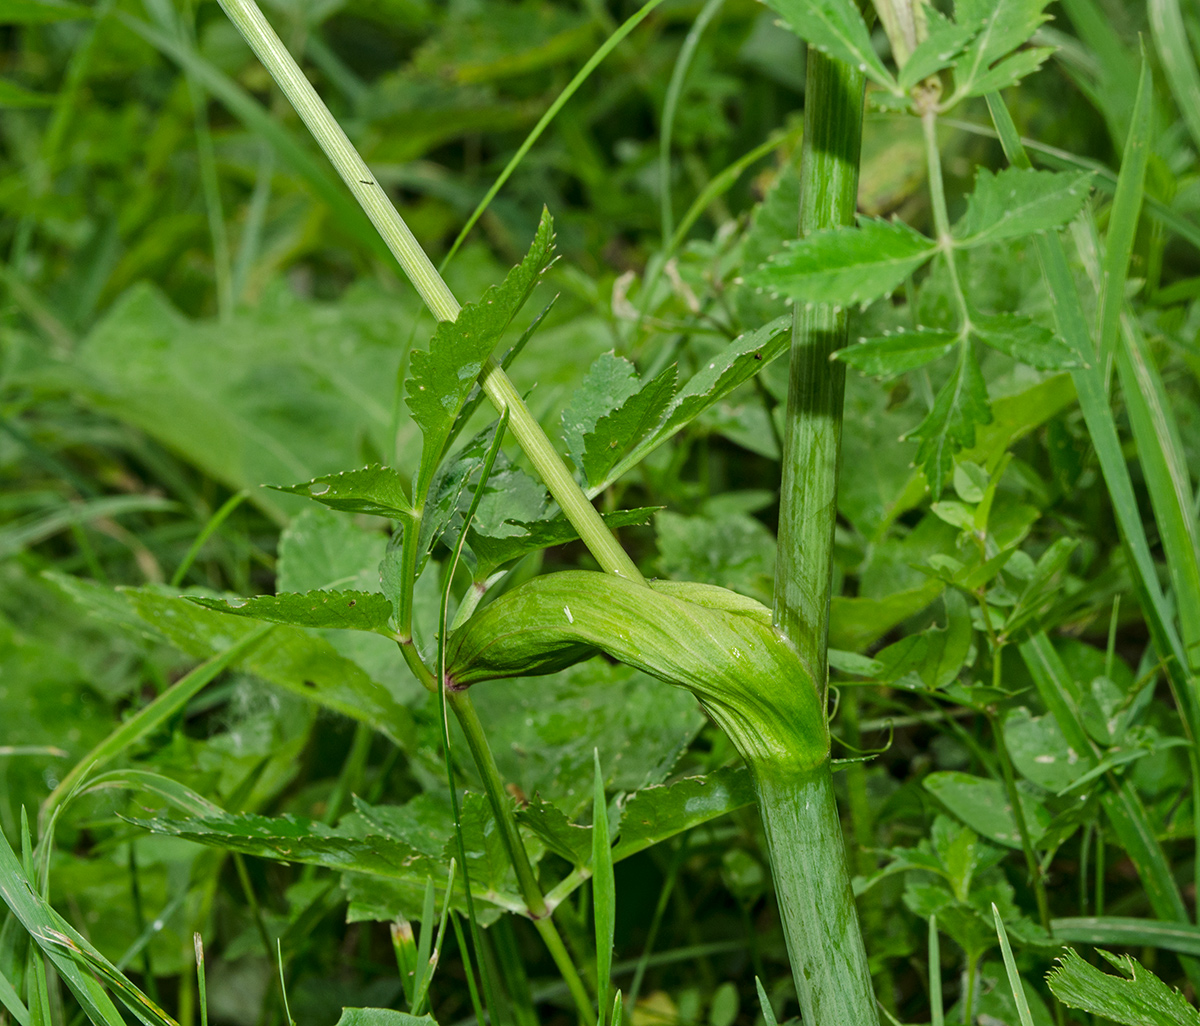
[0,825,138,1026]
[991,904,1035,1026]
[116,11,390,266]
[659,0,724,243]
[1052,917,1200,957]
[0,959,30,1026]
[755,977,778,1026]
[442,0,667,268]
[928,915,943,1026]
[1097,52,1151,370]
[1149,0,1200,156]
[170,490,250,587]
[593,749,615,1026]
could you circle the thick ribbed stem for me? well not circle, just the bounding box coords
[768,45,876,1026]
[753,762,877,1026]
[773,50,864,688]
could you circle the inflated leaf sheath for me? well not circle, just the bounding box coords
[444,572,826,771]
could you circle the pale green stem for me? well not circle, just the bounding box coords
[920,110,970,333]
[214,0,641,583]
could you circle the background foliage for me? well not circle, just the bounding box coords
[3,0,1200,1023]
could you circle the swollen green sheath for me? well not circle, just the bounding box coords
[445,571,827,773]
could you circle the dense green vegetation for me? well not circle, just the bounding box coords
[5,0,1200,1024]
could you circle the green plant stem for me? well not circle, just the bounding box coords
[448,690,597,1026]
[214,0,641,585]
[753,762,877,1026]
[768,44,875,1026]
[773,49,864,682]
[920,110,969,331]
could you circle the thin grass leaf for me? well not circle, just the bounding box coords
[170,490,250,587]
[412,860,456,1015]
[593,749,615,1026]
[445,0,667,266]
[1052,917,1200,957]
[275,941,294,1026]
[194,936,207,1026]
[985,91,1194,741]
[436,413,512,1026]
[0,960,30,1026]
[992,904,1036,1026]
[116,12,388,263]
[928,915,943,1026]
[754,977,777,1026]
[0,825,139,1026]
[1097,53,1152,367]
[1148,0,1200,157]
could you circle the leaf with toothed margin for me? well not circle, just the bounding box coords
[898,8,979,90]
[1047,947,1200,1026]
[761,0,896,91]
[954,168,1093,247]
[746,219,937,308]
[580,364,678,488]
[835,329,959,377]
[406,208,555,504]
[965,46,1054,95]
[970,312,1080,370]
[906,347,992,496]
[952,0,1053,98]
[270,465,412,518]
[188,590,397,635]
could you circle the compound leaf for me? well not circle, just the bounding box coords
[955,168,1093,247]
[967,46,1054,95]
[746,219,937,307]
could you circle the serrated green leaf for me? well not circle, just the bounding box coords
[898,9,979,90]
[562,352,643,475]
[1047,948,1200,1026]
[970,312,1080,369]
[188,591,396,636]
[271,465,412,518]
[952,0,1053,98]
[517,798,593,866]
[406,210,554,502]
[908,347,992,495]
[590,317,791,492]
[760,0,895,90]
[955,168,1094,247]
[582,364,677,487]
[967,46,1054,95]
[747,219,937,307]
[835,328,958,376]
[469,505,658,578]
